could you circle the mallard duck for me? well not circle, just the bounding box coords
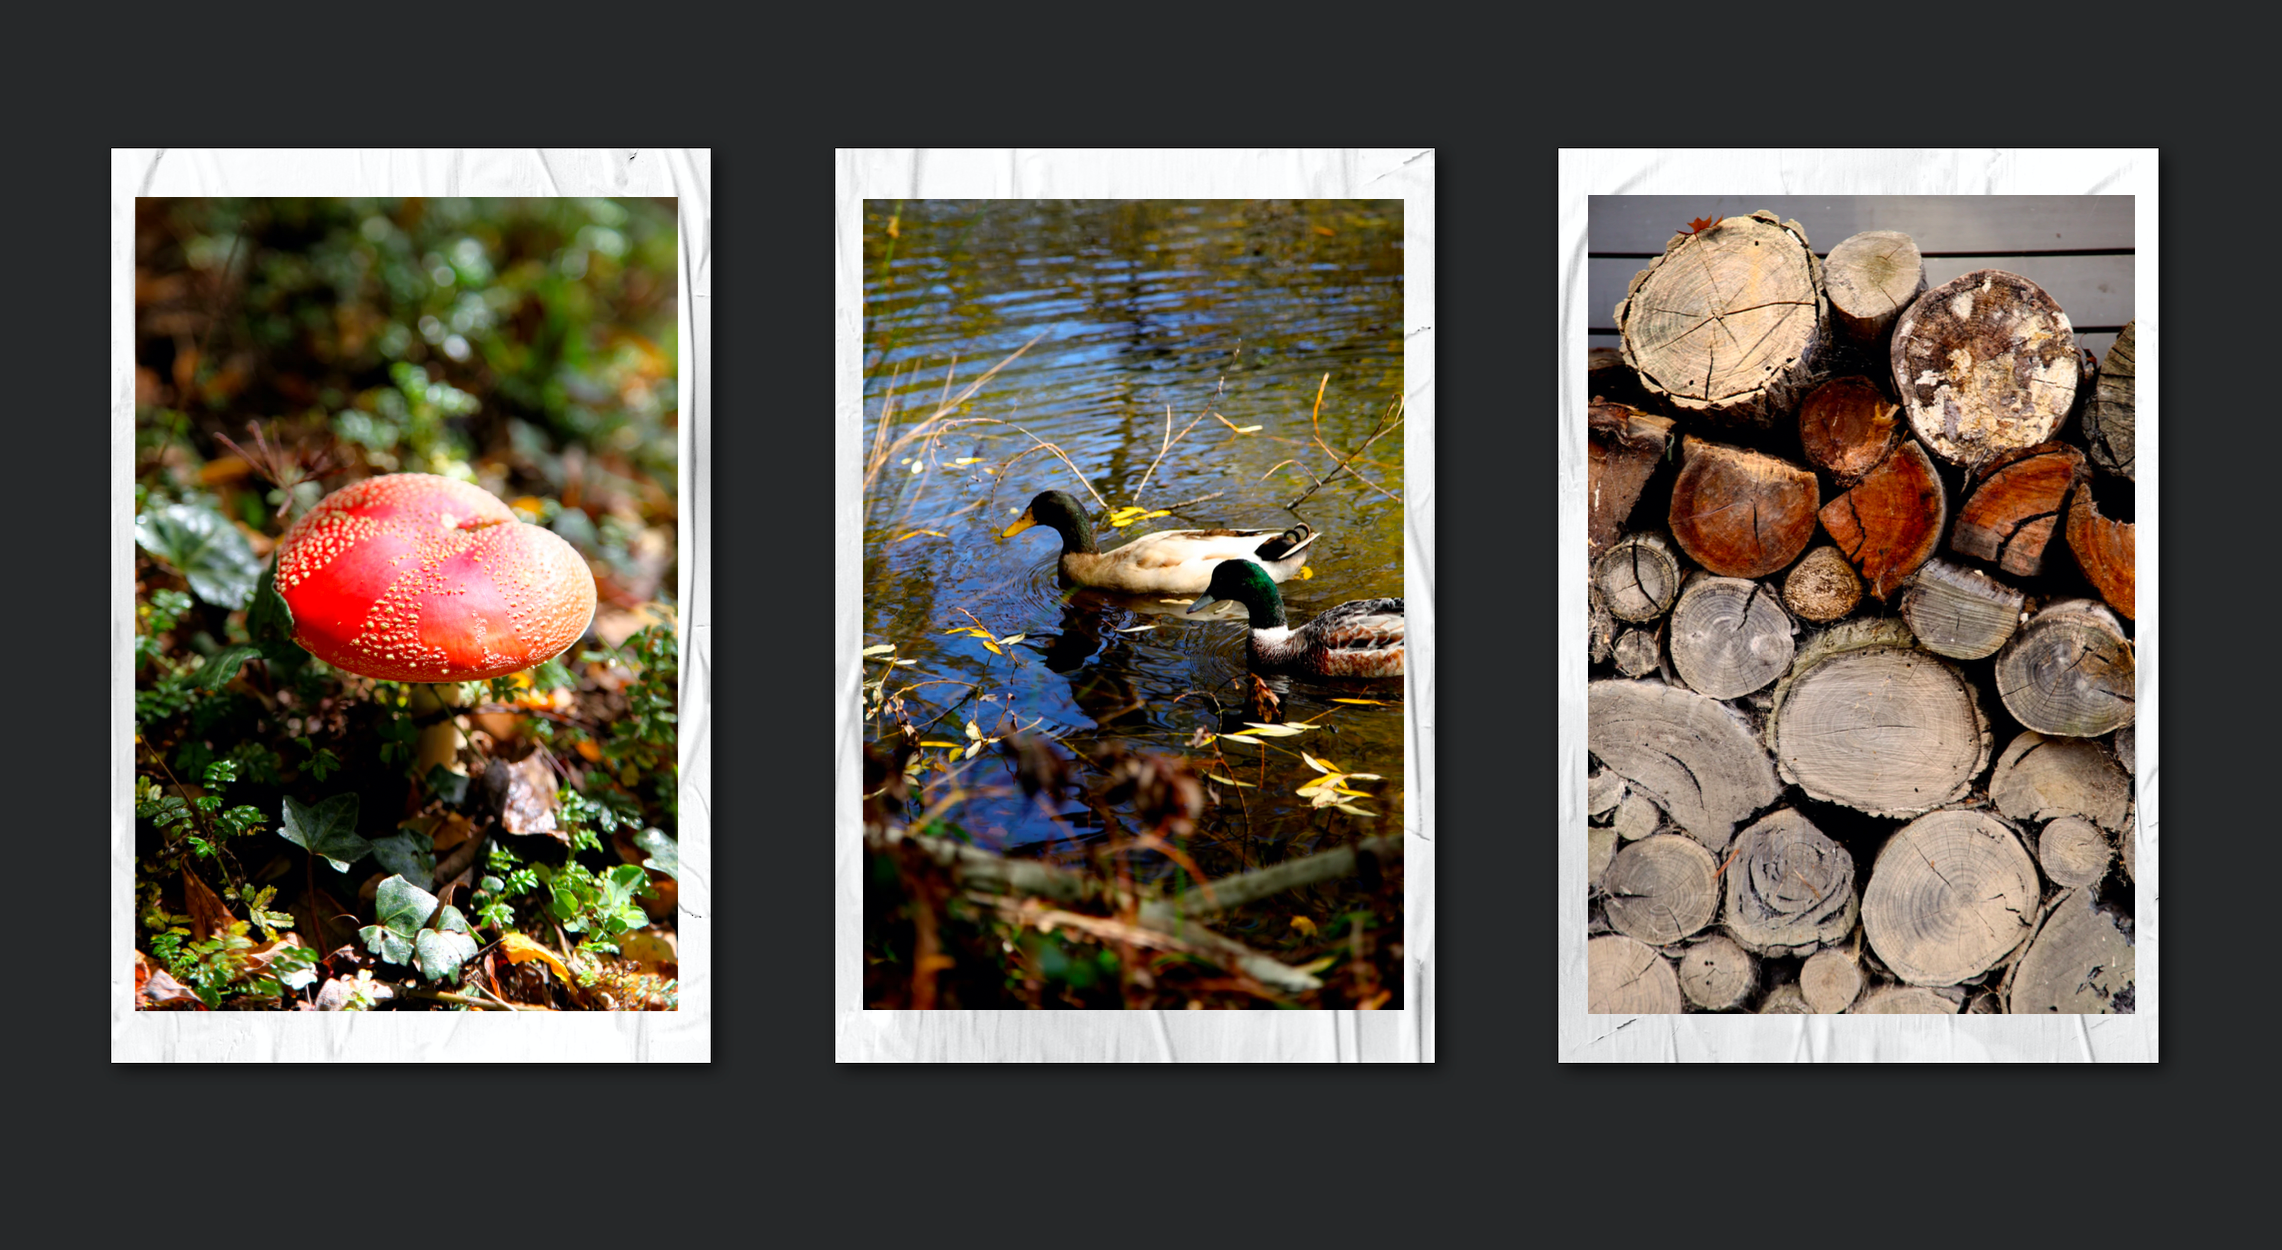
[1001,490,1319,594]
[1186,559,1404,678]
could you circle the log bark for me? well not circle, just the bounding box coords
[1587,827,1618,891]
[1668,437,1821,579]
[1588,767,1626,817]
[1890,268,2080,467]
[1853,985,1963,1014]
[1765,619,1992,818]
[1862,809,2040,987]
[1898,557,2023,661]
[2036,817,2113,890]
[1759,985,1814,1014]
[1781,545,1861,622]
[1667,575,1794,699]
[1951,443,2084,576]
[1593,531,1682,623]
[1588,933,1683,1014]
[1589,679,1782,851]
[2007,889,2134,1014]
[1801,947,1866,1013]
[1721,808,1859,957]
[2082,319,2135,481]
[1616,210,1826,428]
[2122,807,2135,883]
[1824,230,1928,347]
[1588,401,1677,560]
[1816,437,1944,599]
[1588,346,1649,408]
[1989,731,2132,831]
[1676,933,1757,1011]
[1602,833,1721,945]
[1588,585,1615,664]
[2067,484,2136,620]
[1612,626,1662,679]
[1994,599,2135,738]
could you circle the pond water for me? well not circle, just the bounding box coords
[858,199,1405,893]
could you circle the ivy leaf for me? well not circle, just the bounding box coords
[369,829,437,888]
[135,503,261,610]
[360,874,439,965]
[280,794,372,872]
[632,827,679,880]
[245,559,295,644]
[193,644,264,692]
[415,905,477,982]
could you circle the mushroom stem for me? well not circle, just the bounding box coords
[411,682,470,780]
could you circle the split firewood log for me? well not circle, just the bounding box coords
[1898,558,2023,661]
[1952,442,2084,576]
[1861,809,2040,987]
[1588,933,1682,1014]
[1615,210,1826,428]
[1676,933,1757,1011]
[1668,437,1820,579]
[1824,230,1928,347]
[1721,808,1858,957]
[1988,731,2132,831]
[2067,484,2135,620]
[2082,319,2135,481]
[1765,619,1991,818]
[1890,269,2080,467]
[1994,599,2135,738]
[1816,437,1944,599]
[1667,574,1794,699]
[1589,679,1781,850]
[1798,375,1902,485]
[1852,985,1963,1014]
[1588,400,1676,560]
[2006,889,2133,1014]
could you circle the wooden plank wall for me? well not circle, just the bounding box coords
[1589,195,2134,361]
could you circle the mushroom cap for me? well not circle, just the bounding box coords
[273,473,598,682]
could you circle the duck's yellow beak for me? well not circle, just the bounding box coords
[1001,507,1037,539]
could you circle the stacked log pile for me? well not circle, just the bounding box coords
[1586,213,2136,1016]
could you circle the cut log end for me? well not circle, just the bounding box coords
[1898,558,2023,661]
[1817,438,1944,600]
[1782,546,1862,622]
[2083,320,2136,481]
[1799,375,1902,485]
[1669,438,1820,579]
[1618,211,1825,428]
[1994,600,2135,738]
[1952,443,2085,577]
[1588,934,1683,1014]
[1890,269,2079,467]
[1863,810,2039,987]
[1825,230,1927,347]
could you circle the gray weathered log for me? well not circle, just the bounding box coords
[1587,826,1618,891]
[1589,933,1682,1014]
[1676,933,1757,1011]
[1602,833,1721,945]
[2007,889,2134,1014]
[1824,230,1928,347]
[1616,210,1826,428]
[1611,790,1662,842]
[1612,626,1662,678]
[1765,619,1992,818]
[1782,545,1861,623]
[1668,575,1794,699]
[1890,269,2080,467]
[1899,558,2023,660]
[1589,679,1782,850]
[2036,816,2113,890]
[1801,948,1866,1014]
[1995,599,2135,738]
[1588,584,1616,664]
[1594,531,1682,623]
[1722,808,1859,957]
[1759,985,1814,1014]
[1862,809,2040,987]
[1989,730,2132,831]
[1852,984,1963,1014]
[2082,319,2135,480]
[1588,766,1627,817]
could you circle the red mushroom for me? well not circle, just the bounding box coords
[273,473,597,683]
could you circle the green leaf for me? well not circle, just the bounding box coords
[135,504,261,610]
[193,644,264,692]
[245,559,294,644]
[424,765,470,806]
[632,827,678,880]
[361,875,439,965]
[279,793,372,872]
[415,906,478,981]
[369,830,437,887]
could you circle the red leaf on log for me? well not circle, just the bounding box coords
[1680,215,1721,236]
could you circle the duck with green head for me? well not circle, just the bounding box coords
[1186,559,1404,678]
[1001,489,1319,594]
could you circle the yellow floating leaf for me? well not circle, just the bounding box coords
[1215,734,1262,749]
[1231,425,1262,434]
[1293,956,1338,975]
[1329,698,1387,705]
[1300,751,1339,774]
[951,457,982,465]
[965,721,984,740]
[894,658,918,666]
[964,742,982,760]
[500,932,571,981]
[1332,803,1378,817]
[1115,624,1156,633]
[892,529,949,542]
[1298,566,1314,579]
[998,634,1027,646]
[1290,916,1318,937]
[978,638,1003,654]
[860,644,896,657]
[1345,773,1384,781]
[1203,774,1255,787]
[1241,722,1304,737]
[918,740,962,749]
[910,461,925,474]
